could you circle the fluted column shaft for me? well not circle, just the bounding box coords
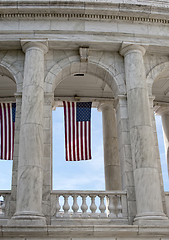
[100,103,121,191]
[13,40,48,224]
[121,45,167,224]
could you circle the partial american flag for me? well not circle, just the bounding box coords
[0,103,16,160]
[63,101,92,161]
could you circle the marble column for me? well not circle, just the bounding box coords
[120,44,168,225]
[99,102,121,191]
[9,93,22,217]
[9,40,48,226]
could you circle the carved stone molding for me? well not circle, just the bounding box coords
[0,13,169,24]
[0,12,169,25]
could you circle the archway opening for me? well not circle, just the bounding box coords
[152,72,169,191]
[52,72,114,190]
[0,66,16,190]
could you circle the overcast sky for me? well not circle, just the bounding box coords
[0,109,169,192]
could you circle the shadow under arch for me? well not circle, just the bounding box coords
[0,61,23,93]
[45,57,126,97]
[147,61,169,94]
[0,64,18,98]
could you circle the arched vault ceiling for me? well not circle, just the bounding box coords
[153,76,169,103]
[54,73,113,99]
[0,74,16,97]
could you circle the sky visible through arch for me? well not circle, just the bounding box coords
[0,108,169,191]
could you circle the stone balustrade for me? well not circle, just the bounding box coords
[0,191,11,218]
[51,190,128,220]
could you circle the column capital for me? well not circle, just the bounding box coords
[14,92,22,99]
[97,102,114,112]
[120,43,146,57]
[44,93,54,106]
[149,95,155,108]
[114,94,127,110]
[154,104,169,116]
[21,39,48,54]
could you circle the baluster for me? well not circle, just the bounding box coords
[117,195,123,218]
[121,194,128,218]
[1,195,6,216]
[107,195,116,218]
[72,194,79,218]
[90,195,97,218]
[99,195,106,218]
[55,195,61,218]
[0,200,3,215]
[63,194,70,218]
[81,194,88,218]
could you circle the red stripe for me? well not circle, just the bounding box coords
[76,121,79,161]
[72,102,76,161]
[89,121,91,159]
[12,122,15,160]
[84,121,87,160]
[68,102,72,161]
[7,104,11,160]
[1,104,4,159]
[80,122,83,160]
[63,101,68,161]
[4,104,7,160]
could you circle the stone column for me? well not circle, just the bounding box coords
[9,40,48,226]
[9,93,22,217]
[115,95,136,224]
[99,102,121,191]
[150,100,166,215]
[120,44,168,225]
[42,93,54,225]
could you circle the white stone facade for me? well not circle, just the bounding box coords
[1,0,169,239]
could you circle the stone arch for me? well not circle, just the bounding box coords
[147,61,169,94]
[45,56,126,96]
[0,61,23,92]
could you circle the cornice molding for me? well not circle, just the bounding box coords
[0,12,169,25]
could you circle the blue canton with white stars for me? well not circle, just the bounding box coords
[76,102,92,122]
[12,103,16,123]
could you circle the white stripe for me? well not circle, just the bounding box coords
[1,104,5,159]
[74,103,77,161]
[10,103,13,160]
[86,121,89,160]
[66,102,70,161]
[6,103,9,160]
[78,121,82,160]
[83,121,85,160]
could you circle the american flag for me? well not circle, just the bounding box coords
[63,101,92,161]
[0,103,16,160]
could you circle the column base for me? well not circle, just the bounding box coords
[8,211,46,226]
[134,212,169,226]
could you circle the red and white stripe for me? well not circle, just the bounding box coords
[63,101,91,161]
[0,103,15,160]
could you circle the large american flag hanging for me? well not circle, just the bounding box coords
[0,103,16,160]
[63,101,92,161]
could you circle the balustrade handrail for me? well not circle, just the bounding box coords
[51,190,128,220]
[0,190,11,218]
[0,190,11,194]
[51,190,127,195]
